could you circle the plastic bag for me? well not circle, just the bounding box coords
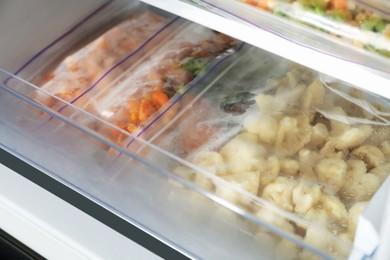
[76,20,238,145]
[34,9,171,110]
[241,0,390,58]
[148,45,390,259]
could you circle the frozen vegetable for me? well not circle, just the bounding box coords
[86,23,237,144]
[173,63,390,258]
[35,11,169,109]
[241,0,390,58]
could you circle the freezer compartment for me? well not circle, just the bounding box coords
[0,69,328,260]
[183,0,390,75]
[3,0,238,146]
[144,45,390,259]
[1,0,389,259]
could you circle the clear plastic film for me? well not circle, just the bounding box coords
[0,68,343,260]
[142,45,390,259]
[71,20,238,145]
[222,0,390,59]
[1,1,237,148]
[33,8,173,110]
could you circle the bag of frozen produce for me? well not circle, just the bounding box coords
[242,0,390,58]
[76,20,238,145]
[148,45,390,259]
[34,9,172,110]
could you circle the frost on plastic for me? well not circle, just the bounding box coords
[31,8,238,146]
[34,10,168,110]
[156,46,390,259]
[241,0,390,58]
[78,21,237,145]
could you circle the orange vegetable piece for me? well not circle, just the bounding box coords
[128,100,141,123]
[127,123,138,133]
[41,72,55,85]
[330,0,347,10]
[152,90,169,108]
[139,99,157,122]
[57,92,71,100]
[246,0,267,10]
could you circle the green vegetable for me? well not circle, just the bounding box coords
[314,6,324,15]
[298,0,329,9]
[274,9,289,18]
[360,15,388,32]
[181,57,208,76]
[364,44,390,58]
[374,19,387,32]
[361,16,381,31]
[328,10,348,22]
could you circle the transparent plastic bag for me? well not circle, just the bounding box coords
[145,45,390,259]
[241,0,390,58]
[34,9,172,110]
[73,20,238,145]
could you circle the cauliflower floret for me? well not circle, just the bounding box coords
[299,149,321,181]
[301,78,325,111]
[367,126,390,144]
[273,70,298,92]
[320,194,348,226]
[352,145,386,170]
[339,161,381,204]
[303,227,333,257]
[347,159,367,175]
[309,123,328,148]
[303,226,349,260]
[280,158,300,177]
[328,107,350,136]
[215,171,261,205]
[348,201,368,237]
[193,173,214,192]
[380,140,390,157]
[333,125,373,150]
[274,239,301,260]
[173,166,195,182]
[244,115,278,145]
[262,177,298,211]
[237,132,259,143]
[299,250,323,260]
[337,232,353,243]
[255,94,285,114]
[292,181,322,214]
[193,151,227,176]
[255,207,294,233]
[220,135,266,175]
[370,163,390,182]
[315,158,347,192]
[301,228,352,260]
[256,156,280,189]
[225,171,261,195]
[275,116,312,156]
[304,208,329,228]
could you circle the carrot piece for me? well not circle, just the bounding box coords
[139,99,157,122]
[127,123,138,133]
[152,90,169,108]
[41,72,55,84]
[57,92,71,100]
[246,0,267,9]
[128,100,141,123]
[96,37,109,50]
[330,0,347,10]
[256,0,268,9]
